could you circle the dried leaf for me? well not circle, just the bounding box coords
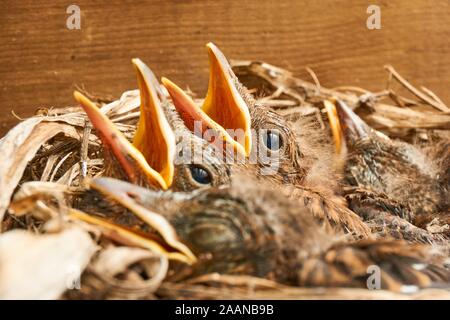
[102,89,140,115]
[368,103,450,130]
[9,181,73,215]
[231,60,450,135]
[81,246,168,299]
[0,227,97,299]
[0,120,81,223]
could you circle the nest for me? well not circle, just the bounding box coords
[0,61,449,299]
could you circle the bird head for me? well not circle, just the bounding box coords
[163,43,305,181]
[75,59,232,191]
[161,43,251,158]
[74,59,175,189]
[87,176,325,283]
[78,176,449,290]
[326,99,444,214]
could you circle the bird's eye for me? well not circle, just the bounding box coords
[263,130,282,150]
[189,165,212,185]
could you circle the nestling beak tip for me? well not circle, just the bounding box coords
[160,76,173,88]
[73,90,99,116]
[131,58,143,67]
[73,90,88,105]
[73,90,81,100]
[205,42,231,70]
[161,77,192,105]
[206,42,217,50]
[324,99,343,154]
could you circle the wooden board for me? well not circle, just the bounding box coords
[1,0,449,136]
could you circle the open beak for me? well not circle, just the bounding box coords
[74,60,178,190]
[203,42,252,155]
[325,99,369,154]
[324,99,344,154]
[161,77,246,157]
[84,177,197,264]
[74,59,175,190]
[162,42,252,156]
[74,91,168,189]
[131,58,176,188]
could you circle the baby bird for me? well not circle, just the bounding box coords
[162,43,302,179]
[74,59,231,192]
[84,176,450,291]
[326,99,449,240]
[162,43,370,237]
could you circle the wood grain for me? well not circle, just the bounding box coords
[1,0,449,136]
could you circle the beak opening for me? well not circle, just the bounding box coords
[74,91,168,189]
[131,59,176,189]
[69,208,194,263]
[324,99,344,154]
[161,76,246,157]
[325,99,369,153]
[202,42,252,156]
[87,177,197,264]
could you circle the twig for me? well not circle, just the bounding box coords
[388,89,419,106]
[32,139,80,162]
[305,67,321,94]
[111,111,140,123]
[384,65,450,112]
[331,86,370,94]
[11,110,26,121]
[420,86,449,111]
[232,60,358,106]
[186,273,285,289]
[389,89,406,108]
[49,152,73,182]
[257,99,298,108]
[259,86,285,102]
[75,84,115,104]
[79,121,92,184]
[386,69,393,90]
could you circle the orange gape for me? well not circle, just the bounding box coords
[74,59,176,190]
[202,42,252,154]
[131,59,175,187]
[162,43,252,157]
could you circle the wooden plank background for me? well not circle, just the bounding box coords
[0,0,449,136]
